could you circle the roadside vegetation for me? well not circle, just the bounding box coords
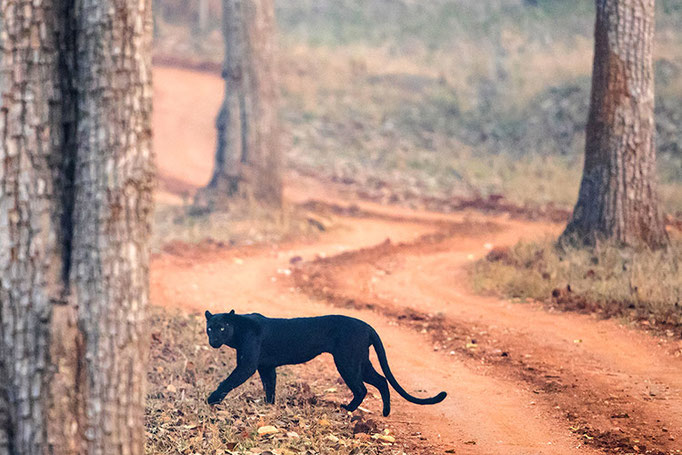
[152,201,328,252]
[470,236,682,335]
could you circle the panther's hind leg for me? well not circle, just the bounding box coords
[362,360,391,416]
[258,366,277,404]
[333,353,367,412]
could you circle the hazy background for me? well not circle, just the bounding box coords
[152,0,682,213]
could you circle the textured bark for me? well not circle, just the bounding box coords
[207,0,282,206]
[69,1,154,452]
[0,2,62,452]
[0,0,154,453]
[561,0,668,248]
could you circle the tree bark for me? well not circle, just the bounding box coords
[0,2,62,452]
[207,0,282,206]
[0,1,154,453]
[560,0,668,248]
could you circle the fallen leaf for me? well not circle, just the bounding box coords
[372,433,395,443]
[257,425,279,436]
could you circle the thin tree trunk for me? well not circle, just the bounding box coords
[206,0,282,206]
[0,1,154,453]
[208,0,247,195]
[561,0,668,248]
[244,0,282,204]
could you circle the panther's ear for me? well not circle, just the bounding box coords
[205,310,213,321]
[229,309,235,315]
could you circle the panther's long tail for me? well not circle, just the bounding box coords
[370,328,447,405]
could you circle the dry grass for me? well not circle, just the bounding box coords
[146,307,413,454]
[152,200,327,253]
[470,236,682,332]
[503,37,594,104]
[660,182,682,216]
[278,43,681,213]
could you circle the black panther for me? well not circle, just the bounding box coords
[204,310,447,416]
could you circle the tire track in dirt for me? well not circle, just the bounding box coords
[290,202,682,455]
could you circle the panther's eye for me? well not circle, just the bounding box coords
[207,328,212,332]
[220,327,225,331]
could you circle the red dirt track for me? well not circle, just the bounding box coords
[152,65,682,454]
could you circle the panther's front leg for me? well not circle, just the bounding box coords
[207,361,258,404]
[208,341,260,405]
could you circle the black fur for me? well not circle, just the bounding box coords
[204,310,447,416]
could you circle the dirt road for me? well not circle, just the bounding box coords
[151,65,682,454]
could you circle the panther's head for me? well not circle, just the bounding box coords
[205,310,235,348]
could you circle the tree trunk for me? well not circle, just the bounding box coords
[0,2,62,452]
[560,0,668,249]
[0,1,154,453]
[207,0,282,206]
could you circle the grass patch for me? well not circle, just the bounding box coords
[152,200,329,253]
[470,237,682,333]
[146,307,409,454]
[281,46,681,213]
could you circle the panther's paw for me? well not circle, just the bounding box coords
[207,391,224,405]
